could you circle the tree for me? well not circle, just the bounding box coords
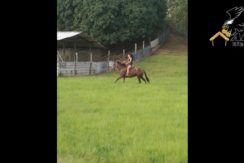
[57,0,168,45]
[166,0,187,37]
[57,0,83,30]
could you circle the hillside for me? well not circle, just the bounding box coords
[153,34,187,54]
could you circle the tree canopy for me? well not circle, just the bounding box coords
[57,0,168,45]
[166,0,187,37]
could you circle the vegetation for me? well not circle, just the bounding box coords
[166,0,188,37]
[58,51,187,163]
[57,0,167,45]
[57,1,188,161]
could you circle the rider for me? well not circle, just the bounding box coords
[125,53,134,76]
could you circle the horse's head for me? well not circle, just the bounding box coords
[114,60,126,71]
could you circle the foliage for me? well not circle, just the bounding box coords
[57,0,167,45]
[166,0,188,37]
[57,0,82,30]
[58,52,187,163]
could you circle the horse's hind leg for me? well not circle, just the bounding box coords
[140,76,147,83]
[137,76,141,84]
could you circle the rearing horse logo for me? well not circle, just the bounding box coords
[210,6,244,47]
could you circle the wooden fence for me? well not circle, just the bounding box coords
[57,26,170,76]
[132,46,151,61]
[58,61,108,75]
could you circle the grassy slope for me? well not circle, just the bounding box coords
[58,36,187,163]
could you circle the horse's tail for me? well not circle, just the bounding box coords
[143,70,150,83]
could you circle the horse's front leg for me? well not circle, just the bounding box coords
[137,76,141,84]
[114,76,123,83]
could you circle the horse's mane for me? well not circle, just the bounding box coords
[116,60,127,68]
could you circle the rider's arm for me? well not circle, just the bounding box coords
[124,57,131,65]
[128,56,132,63]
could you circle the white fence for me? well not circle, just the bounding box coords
[150,38,160,53]
[57,26,170,76]
[132,46,151,61]
[58,61,108,75]
[150,38,159,48]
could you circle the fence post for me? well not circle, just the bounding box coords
[142,41,145,56]
[89,51,93,75]
[123,49,125,58]
[74,52,76,75]
[134,43,137,59]
[107,50,110,71]
[74,52,78,75]
[76,52,78,75]
[149,38,152,55]
[57,52,59,77]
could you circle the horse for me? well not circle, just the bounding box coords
[114,60,150,84]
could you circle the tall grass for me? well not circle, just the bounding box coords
[58,52,187,163]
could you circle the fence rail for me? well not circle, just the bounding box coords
[58,61,108,75]
[57,26,170,76]
[132,46,151,61]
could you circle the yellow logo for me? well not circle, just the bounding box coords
[209,26,231,46]
[209,6,244,47]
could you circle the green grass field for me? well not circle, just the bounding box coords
[58,51,187,163]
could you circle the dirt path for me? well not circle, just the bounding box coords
[153,34,187,55]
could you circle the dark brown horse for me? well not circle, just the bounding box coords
[114,60,150,84]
